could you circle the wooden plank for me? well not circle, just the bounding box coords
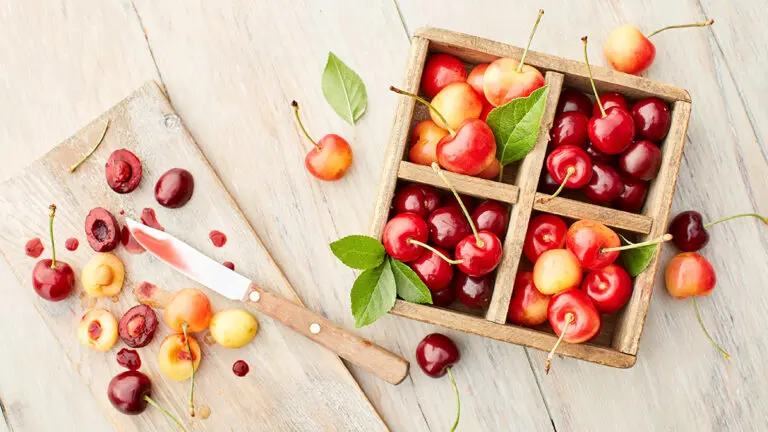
[533,194,653,234]
[485,71,563,323]
[397,161,519,204]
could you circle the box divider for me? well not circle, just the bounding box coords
[532,194,654,234]
[397,161,520,204]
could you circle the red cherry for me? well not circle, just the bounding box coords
[668,211,708,251]
[479,102,494,122]
[393,184,441,218]
[631,98,671,141]
[507,271,551,327]
[591,92,628,118]
[551,112,589,148]
[454,272,493,309]
[582,264,633,314]
[421,54,467,98]
[443,194,477,213]
[538,171,560,194]
[292,101,353,181]
[584,142,615,164]
[455,231,502,277]
[616,177,649,213]
[409,247,455,292]
[556,88,592,117]
[548,289,601,343]
[618,140,662,180]
[466,63,489,97]
[565,220,620,271]
[471,200,509,239]
[523,214,568,262]
[416,333,460,378]
[382,212,428,262]
[427,206,472,249]
[545,145,593,189]
[155,168,195,208]
[436,119,496,176]
[431,286,457,307]
[107,370,185,428]
[583,163,623,205]
[32,205,74,302]
[588,107,635,155]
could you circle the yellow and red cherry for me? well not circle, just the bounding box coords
[32,204,74,302]
[291,101,353,181]
[421,53,468,98]
[556,88,592,117]
[430,82,484,130]
[409,120,448,166]
[583,163,623,205]
[616,177,649,213]
[476,158,501,180]
[409,247,455,292]
[618,140,662,180]
[565,220,621,271]
[165,288,213,333]
[631,97,671,141]
[107,370,186,430]
[507,271,550,327]
[454,272,493,310]
[483,10,545,107]
[543,145,593,200]
[393,184,441,218]
[383,212,429,262]
[158,333,202,382]
[582,37,636,155]
[582,264,633,314]
[415,333,462,429]
[471,200,509,239]
[432,286,457,307]
[467,63,489,98]
[591,92,628,119]
[551,112,589,148]
[427,206,472,249]
[523,214,568,262]
[545,288,601,373]
[533,249,582,295]
[604,20,713,75]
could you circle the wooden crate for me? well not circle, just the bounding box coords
[370,28,691,368]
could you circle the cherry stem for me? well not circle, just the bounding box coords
[647,19,714,38]
[692,297,731,360]
[539,167,574,203]
[182,323,196,417]
[601,233,672,253]
[69,119,110,173]
[48,204,57,268]
[545,312,574,374]
[291,100,320,150]
[703,213,768,229]
[389,86,456,136]
[407,239,463,264]
[431,162,483,247]
[447,367,461,432]
[581,36,605,118]
[517,9,544,73]
[144,396,188,432]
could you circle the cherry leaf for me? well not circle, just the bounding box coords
[322,52,367,125]
[389,257,432,304]
[486,86,549,165]
[330,235,385,270]
[350,260,396,327]
[619,234,660,277]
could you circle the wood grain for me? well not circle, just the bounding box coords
[533,194,654,234]
[398,161,519,204]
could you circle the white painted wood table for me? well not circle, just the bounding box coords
[1,1,766,431]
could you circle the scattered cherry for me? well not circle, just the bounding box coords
[85,207,120,252]
[556,88,592,117]
[545,289,601,373]
[523,214,568,262]
[291,101,353,181]
[409,247,455,292]
[591,92,628,118]
[32,205,74,302]
[427,206,472,249]
[454,272,493,309]
[582,264,633,314]
[116,348,142,370]
[155,168,195,208]
[382,212,429,262]
[107,370,186,430]
[421,53,468,98]
[232,360,250,377]
[393,184,441,218]
[467,63,489,98]
[631,97,671,141]
[615,177,649,213]
[618,140,662,180]
[668,211,767,252]
[551,112,589,148]
[105,149,142,194]
[471,200,509,239]
[583,163,623,205]
[25,238,43,258]
[507,271,550,327]
[118,304,159,348]
[415,333,462,430]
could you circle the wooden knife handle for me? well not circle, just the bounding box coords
[243,283,409,385]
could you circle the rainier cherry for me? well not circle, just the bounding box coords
[32,205,74,302]
[291,101,353,181]
[668,211,767,252]
[533,249,582,295]
[409,120,448,166]
[416,333,462,431]
[545,289,601,373]
[507,271,550,327]
[430,82,484,130]
[421,53,468,98]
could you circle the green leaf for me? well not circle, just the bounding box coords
[330,235,386,270]
[350,260,396,327]
[619,234,659,277]
[322,52,367,124]
[486,86,550,165]
[389,257,432,304]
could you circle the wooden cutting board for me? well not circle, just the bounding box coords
[0,81,388,431]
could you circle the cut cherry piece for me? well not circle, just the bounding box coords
[393,184,441,218]
[582,264,633,314]
[556,88,592,117]
[155,168,194,208]
[382,212,429,262]
[454,272,493,310]
[232,360,250,377]
[618,140,662,181]
[523,214,568,263]
[591,92,628,118]
[409,247,455,292]
[583,163,623,205]
[105,149,142,194]
[140,208,165,231]
[421,53,468,98]
[616,177,649,213]
[116,348,142,371]
[85,207,120,252]
[550,112,589,148]
[471,200,509,239]
[631,97,671,142]
[428,206,472,249]
[32,205,74,302]
[118,304,159,348]
[209,230,227,247]
[65,238,79,251]
[25,238,44,258]
[121,225,146,254]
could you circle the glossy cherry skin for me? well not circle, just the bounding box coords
[616,177,649,213]
[427,206,472,249]
[382,212,428,262]
[442,194,477,213]
[551,112,589,148]
[32,260,75,302]
[467,63,490,98]
[533,249,583,295]
[393,184,441,218]
[108,370,151,415]
[588,107,635,155]
[431,286,457,307]
[665,252,716,299]
[583,163,623,205]
[430,82,483,130]
[155,168,195,208]
[604,25,655,75]
[507,271,551,327]
[454,272,493,309]
[483,57,545,107]
[471,201,509,238]
[584,142,615,165]
[409,120,448,166]
[592,93,628,118]
[523,214,568,263]
[547,289,601,344]
[556,89,592,117]
[304,135,353,181]
[565,219,620,271]
[546,145,593,189]
[416,333,460,378]
[618,140,662,180]
[668,211,708,251]
[476,158,501,180]
[421,54,467,98]
[538,172,560,194]
[582,264,633,314]
[455,231,503,277]
[409,247,455,292]
[436,119,496,176]
[631,98,671,141]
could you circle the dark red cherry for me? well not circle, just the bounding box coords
[584,142,615,165]
[471,200,509,238]
[393,184,441,218]
[615,177,649,213]
[32,259,75,302]
[538,171,560,194]
[523,214,568,262]
[105,149,142,194]
[431,286,457,307]
[427,206,472,249]
[668,211,709,251]
[443,194,477,213]
[382,212,428,262]
[455,231,502,277]
[107,370,151,415]
[550,112,589,148]
[409,247,455,292]
[618,140,662,180]
[155,168,194,208]
[545,145,593,189]
[583,163,623,205]
[631,97,671,142]
[592,92,628,118]
[556,88,592,117]
[415,333,460,378]
[454,272,493,309]
[588,107,635,155]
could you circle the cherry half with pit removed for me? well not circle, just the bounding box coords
[118,304,159,348]
[32,205,74,302]
[155,168,195,208]
[85,207,120,252]
[105,149,142,194]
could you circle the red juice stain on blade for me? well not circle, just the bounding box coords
[121,225,145,254]
[140,208,164,231]
[131,226,187,270]
[222,261,235,271]
[232,360,249,377]
[65,238,79,251]
[209,230,227,247]
[25,238,44,258]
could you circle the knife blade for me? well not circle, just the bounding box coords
[125,218,409,385]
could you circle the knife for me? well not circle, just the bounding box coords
[125,218,409,385]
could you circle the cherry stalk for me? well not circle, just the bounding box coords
[69,119,110,173]
[601,233,672,253]
[692,297,730,360]
[182,323,196,417]
[545,312,573,374]
[431,163,482,248]
[647,19,714,38]
[516,9,545,73]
